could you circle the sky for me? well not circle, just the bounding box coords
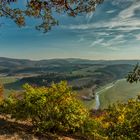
[0,0,140,60]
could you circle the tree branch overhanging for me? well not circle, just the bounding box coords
[0,0,104,32]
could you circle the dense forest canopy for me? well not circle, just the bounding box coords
[0,0,103,32]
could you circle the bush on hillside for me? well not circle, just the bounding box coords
[0,81,94,134]
[100,96,140,139]
[0,84,4,101]
[2,80,140,139]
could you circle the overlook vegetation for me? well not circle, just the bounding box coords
[0,80,140,139]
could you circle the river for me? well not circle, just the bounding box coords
[94,83,116,110]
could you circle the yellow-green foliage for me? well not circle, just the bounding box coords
[100,96,140,139]
[1,81,140,139]
[1,81,90,133]
[0,84,4,101]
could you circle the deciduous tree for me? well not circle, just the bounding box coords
[0,0,103,32]
[127,64,140,83]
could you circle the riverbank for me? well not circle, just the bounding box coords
[99,79,140,109]
[94,82,115,110]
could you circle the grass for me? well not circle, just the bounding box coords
[0,76,18,84]
[76,87,96,110]
[72,65,104,76]
[99,79,140,109]
[83,100,96,110]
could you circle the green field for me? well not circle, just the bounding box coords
[0,76,18,84]
[82,99,96,110]
[99,79,140,109]
[0,76,19,96]
[72,65,104,75]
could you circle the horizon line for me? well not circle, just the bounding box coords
[0,56,140,61]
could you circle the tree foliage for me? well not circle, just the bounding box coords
[0,83,4,101]
[127,64,140,83]
[0,0,103,32]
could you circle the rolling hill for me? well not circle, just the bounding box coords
[0,57,140,109]
[0,57,139,76]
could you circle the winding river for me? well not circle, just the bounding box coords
[94,83,116,110]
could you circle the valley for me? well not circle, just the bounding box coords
[0,57,140,109]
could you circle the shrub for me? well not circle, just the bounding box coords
[1,81,90,133]
[101,96,140,139]
[5,80,140,139]
[0,84,4,102]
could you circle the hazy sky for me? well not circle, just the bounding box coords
[0,0,140,60]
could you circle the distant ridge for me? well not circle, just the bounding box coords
[0,57,140,66]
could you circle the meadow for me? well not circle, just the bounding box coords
[99,79,140,109]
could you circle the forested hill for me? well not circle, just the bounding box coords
[0,57,138,92]
[0,57,139,75]
[0,57,140,67]
[0,57,140,76]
